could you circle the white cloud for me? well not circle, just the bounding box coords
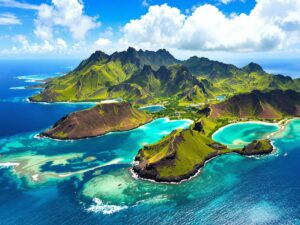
[56,38,68,50]
[35,0,100,41]
[121,1,300,52]
[100,26,113,38]
[0,0,99,41]
[0,13,21,25]
[0,0,39,10]
[220,0,233,4]
[95,38,111,47]
[121,4,185,50]
[10,35,72,54]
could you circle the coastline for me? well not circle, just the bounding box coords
[131,118,297,185]
[39,118,154,141]
[130,154,222,185]
[131,146,276,185]
[38,117,193,141]
[27,98,99,105]
[266,118,293,139]
[212,120,281,141]
[139,104,166,109]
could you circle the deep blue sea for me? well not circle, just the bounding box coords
[0,59,300,225]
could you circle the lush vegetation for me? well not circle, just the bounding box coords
[31,47,300,183]
[133,117,273,182]
[30,47,300,106]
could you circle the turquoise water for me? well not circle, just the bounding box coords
[212,121,280,148]
[139,105,166,113]
[216,95,226,101]
[1,60,300,224]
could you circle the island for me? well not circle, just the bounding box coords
[40,102,152,140]
[29,47,300,183]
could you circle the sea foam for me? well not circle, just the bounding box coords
[86,198,128,214]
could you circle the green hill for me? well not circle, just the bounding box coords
[128,64,207,99]
[133,118,273,183]
[30,47,178,103]
[183,56,241,79]
[30,47,300,104]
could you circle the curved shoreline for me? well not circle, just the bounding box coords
[130,154,221,185]
[139,105,166,109]
[27,98,99,105]
[131,119,297,185]
[39,119,154,141]
[36,117,193,142]
[131,148,276,185]
[212,120,281,141]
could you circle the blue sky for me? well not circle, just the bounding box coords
[0,0,299,61]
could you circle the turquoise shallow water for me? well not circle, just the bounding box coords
[212,121,280,148]
[216,95,226,101]
[1,60,300,224]
[139,105,166,113]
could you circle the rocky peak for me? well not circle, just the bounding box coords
[242,62,265,74]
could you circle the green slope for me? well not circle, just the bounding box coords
[30,48,300,104]
[133,118,273,182]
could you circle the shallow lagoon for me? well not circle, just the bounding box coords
[0,118,192,187]
[139,105,166,113]
[212,121,280,148]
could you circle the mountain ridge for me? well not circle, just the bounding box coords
[29,47,300,104]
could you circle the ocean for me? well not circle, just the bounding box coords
[0,59,300,225]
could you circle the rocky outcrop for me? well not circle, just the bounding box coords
[235,139,274,156]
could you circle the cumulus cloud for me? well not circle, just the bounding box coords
[56,38,68,50]
[121,1,300,52]
[11,35,71,54]
[0,0,99,41]
[35,0,100,41]
[0,13,21,25]
[121,4,185,50]
[95,38,111,47]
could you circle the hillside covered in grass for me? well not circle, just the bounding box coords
[133,118,274,182]
[29,47,300,105]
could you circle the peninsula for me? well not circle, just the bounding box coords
[132,119,274,183]
[41,102,152,140]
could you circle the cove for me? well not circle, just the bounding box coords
[139,105,166,113]
[212,121,280,149]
